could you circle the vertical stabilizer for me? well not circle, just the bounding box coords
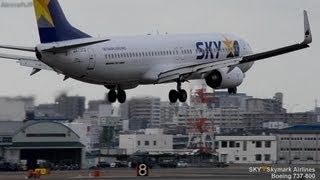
[33,0,91,43]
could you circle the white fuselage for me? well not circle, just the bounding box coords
[38,33,254,89]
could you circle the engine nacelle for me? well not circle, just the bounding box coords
[205,67,244,89]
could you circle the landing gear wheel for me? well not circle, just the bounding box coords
[228,87,237,94]
[169,89,178,103]
[117,89,126,104]
[178,89,187,103]
[108,90,117,103]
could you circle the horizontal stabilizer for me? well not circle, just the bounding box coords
[0,53,52,71]
[0,45,35,52]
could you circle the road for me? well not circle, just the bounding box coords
[0,165,318,180]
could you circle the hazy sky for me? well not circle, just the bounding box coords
[0,0,319,112]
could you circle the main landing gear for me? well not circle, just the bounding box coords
[169,81,187,103]
[107,86,126,103]
[228,87,237,94]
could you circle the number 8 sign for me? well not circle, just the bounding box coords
[137,164,149,176]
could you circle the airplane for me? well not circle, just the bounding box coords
[0,0,312,104]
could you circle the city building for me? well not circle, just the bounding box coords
[277,124,320,164]
[128,97,160,129]
[35,103,59,118]
[160,102,178,125]
[172,103,190,127]
[73,104,121,149]
[0,97,34,121]
[88,100,108,111]
[207,107,244,133]
[243,112,316,131]
[262,121,289,129]
[55,94,85,120]
[63,122,102,152]
[119,128,173,154]
[246,94,285,113]
[215,135,277,164]
[213,91,252,111]
[173,134,189,149]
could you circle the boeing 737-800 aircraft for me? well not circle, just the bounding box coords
[0,0,313,103]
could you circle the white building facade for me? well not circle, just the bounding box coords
[215,135,277,164]
[63,122,102,152]
[0,97,31,121]
[119,129,173,154]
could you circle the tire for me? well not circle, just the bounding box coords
[169,89,178,103]
[117,90,126,103]
[178,89,187,102]
[228,88,237,94]
[233,87,237,94]
[108,90,117,103]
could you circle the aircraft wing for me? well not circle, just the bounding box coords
[158,10,312,84]
[0,53,53,75]
[158,58,240,83]
[240,10,312,64]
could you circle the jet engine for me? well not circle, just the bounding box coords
[205,67,244,89]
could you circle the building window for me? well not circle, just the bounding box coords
[153,141,156,146]
[264,154,271,161]
[256,141,262,148]
[221,141,227,148]
[145,141,149,146]
[243,141,247,151]
[235,156,239,161]
[229,141,235,148]
[215,141,219,149]
[2,137,12,143]
[137,141,141,146]
[236,142,240,148]
[255,154,262,161]
[265,141,271,148]
[243,157,247,161]
[26,133,66,137]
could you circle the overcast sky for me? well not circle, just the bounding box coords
[0,0,319,112]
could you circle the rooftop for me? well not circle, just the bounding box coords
[0,121,23,136]
[279,124,320,134]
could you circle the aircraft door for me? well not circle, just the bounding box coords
[175,47,184,61]
[87,48,96,71]
[179,47,185,61]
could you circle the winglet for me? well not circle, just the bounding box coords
[302,10,312,45]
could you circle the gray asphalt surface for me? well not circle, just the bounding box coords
[0,165,318,180]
